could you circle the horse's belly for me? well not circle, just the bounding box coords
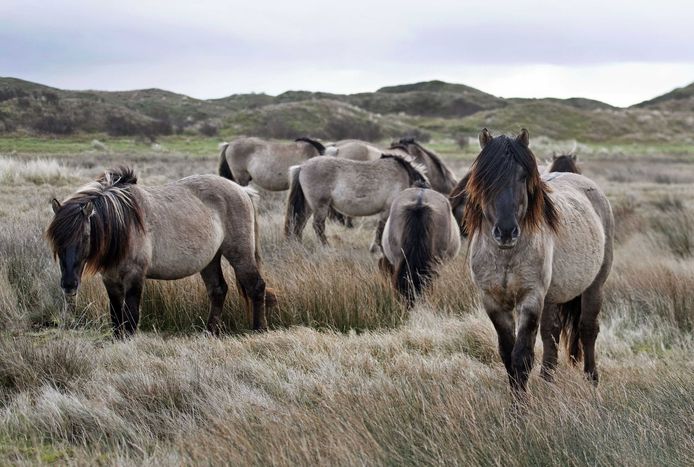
[331,184,387,217]
[146,214,225,280]
[248,157,296,191]
[545,213,605,304]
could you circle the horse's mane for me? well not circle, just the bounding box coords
[548,154,581,174]
[46,166,145,274]
[295,137,326,155]
[380,153,430,187]
[391,138,456,186]
[464,135,558,236]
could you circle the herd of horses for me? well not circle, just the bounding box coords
[46,129,612,397]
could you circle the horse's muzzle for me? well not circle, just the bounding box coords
[492,225,520,249]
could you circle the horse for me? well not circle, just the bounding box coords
[464,128,613,397]
[547,154,581,174]
[388,138,458,194]
[285,154,428,251]
[46,167,275,338]
[218,136,326,191]
[379,182,461,306]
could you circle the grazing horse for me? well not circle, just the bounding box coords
[380,182,461,306]
[46,167,274,337]
[465,128,613,396]
[219,136,326,191]
[388,138,458,194]
[548,154,581,174]
[285,154,428,251]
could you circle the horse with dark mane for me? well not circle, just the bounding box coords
[47,167,275,337]
[389,138,458,194]
[285,153,428,251]
[548,154,581,174]
[464,128,613,398]
[380,182,460,306]
[219,136,326,191]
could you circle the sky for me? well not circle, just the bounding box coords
[2,0,693,107]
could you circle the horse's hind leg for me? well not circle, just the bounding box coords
[540,301,561,382]
[200,252,229,335]
[312,203,330,245]
[580,284,603,385]
[369,212,389,254]
[234,266,267,331]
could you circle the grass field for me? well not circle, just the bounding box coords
[1,136,693,465]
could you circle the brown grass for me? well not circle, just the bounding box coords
[0,151,693,465]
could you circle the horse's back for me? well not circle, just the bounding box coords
[544,173,613,303]
[331,140,382,161]
[138,175,254,279]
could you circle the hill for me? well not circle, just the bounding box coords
[633,82,694,111]
[0,77,692,143]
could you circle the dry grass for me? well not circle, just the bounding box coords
[1,149,693,465]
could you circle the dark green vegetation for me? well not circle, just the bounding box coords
[1,77,692,143]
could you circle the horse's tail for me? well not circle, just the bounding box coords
[218,142,235,181]
[559,295,583,364]
[285,165,308,238]
[394,201,434,307]
[243,186,277,308]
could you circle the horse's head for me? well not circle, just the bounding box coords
[465,128,557,249]
[549,153,581,174]
[47,199,94,295]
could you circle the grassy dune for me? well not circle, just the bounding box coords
[0,144,693,464]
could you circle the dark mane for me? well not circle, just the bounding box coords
[390,138,456,187]
[464,136,558,236]
[295,137,326,155]
[46,166,145,274]
[380,153,430,187]
[548,154,581,174]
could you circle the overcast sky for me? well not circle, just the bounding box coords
[2,0,693,106]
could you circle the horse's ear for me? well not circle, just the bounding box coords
[81,202,94,218]
[51,198,61,214]
[479,128,493,149]
[516,129,529,147]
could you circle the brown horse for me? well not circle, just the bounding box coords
[448,171,471,236]
[548,154,581,174]
[388,138,458,194]
[285,154,428,251]
[218,136,325,191]
[47,167,274,337]
[380,182,461,306]
[464,129,614,397]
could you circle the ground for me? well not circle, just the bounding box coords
[0,135,692,465]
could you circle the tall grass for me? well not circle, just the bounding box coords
[1,153,693,464]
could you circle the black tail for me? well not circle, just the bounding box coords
[295,137,325,155]
[394,203,434,307]
[285,166,309,238]
[559,295,583,364]
[218,143,235,181]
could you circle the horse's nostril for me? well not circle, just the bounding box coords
[512,226,520,238]
[493,226,502,239]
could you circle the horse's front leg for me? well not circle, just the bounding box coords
[103,278,125,339]
[511,293,544,395]
[123,275,144,336]
[482,294,515,385]
[369,212,388,254]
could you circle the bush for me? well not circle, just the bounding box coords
[33,115,74,135]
